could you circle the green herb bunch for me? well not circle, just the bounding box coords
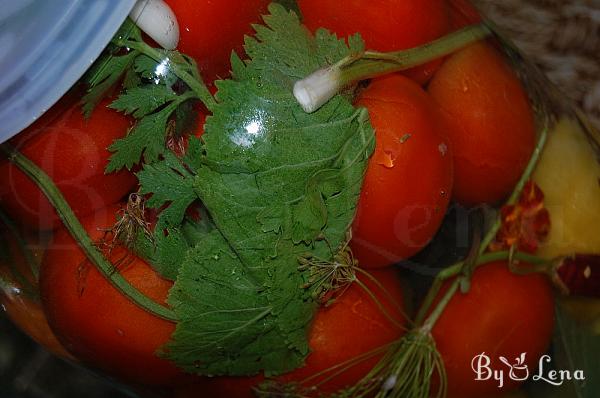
[85,4,374,376]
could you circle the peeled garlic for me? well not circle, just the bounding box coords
[129,0,179,50]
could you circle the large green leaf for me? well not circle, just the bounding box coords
[147,4,375,376]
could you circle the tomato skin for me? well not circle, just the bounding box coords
[447,0,482,29]
[351,75,453,268]
[299,0,450,51]
[165,0,270,83]
[403,58,447,86]
[298,0,451,84]
[0,97,137,231]
[431,261,555,398]
[175,269,406,397]
[428,42,536,206]
[39,205,187,387]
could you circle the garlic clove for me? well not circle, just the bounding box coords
[129,0,179,50]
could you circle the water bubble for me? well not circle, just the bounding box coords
[438,142,448,156]
[382,375,397,391]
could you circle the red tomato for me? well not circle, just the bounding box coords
[175,269,406,397]
[39,205,187,387]
[165,0,270,83]
[298,0,451,84]
[0,96,137,231]
[428,42,536,206]
[447,0,482,30]
[431,261,555,397]
[351,75,453,268]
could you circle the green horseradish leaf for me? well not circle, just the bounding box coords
[138,3,374,376]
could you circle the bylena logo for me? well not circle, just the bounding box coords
[499,352,529,382]
[471,352,586,388]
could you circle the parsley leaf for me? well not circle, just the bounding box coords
[137,151,198,228]
[143,4,375,376]
[81,19,142,117]
[82,19,212,172]
[81,50,138,118]
[105,105,173,172]
[109,85,178,119]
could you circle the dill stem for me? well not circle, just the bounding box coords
[0,145,177,321]
[420,279,459,334]
[413,278,442,326]
[353,266,411,328]
[353,278,406,331]
[300,343,392,388]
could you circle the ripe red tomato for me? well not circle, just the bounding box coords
[298,0,451,84]
[0,96,137,231]
[39,204,187,387]
[351,74,453,268]
[175,268,406,397]
[447,0,482,29]
[431,261,555,398]
[165,0,270,83]
[428,42,536,206]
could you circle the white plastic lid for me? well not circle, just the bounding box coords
[0,0,137,143]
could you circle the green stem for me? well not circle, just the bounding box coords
[439,250,548,281]
[478,122,549,253]
[413,277,442,326]
[340,24,491,85]
[300,343,391,388]
[295,24,491,113]
[0,145,177,321]
[122,40,217,110]
[421,279,459,334]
